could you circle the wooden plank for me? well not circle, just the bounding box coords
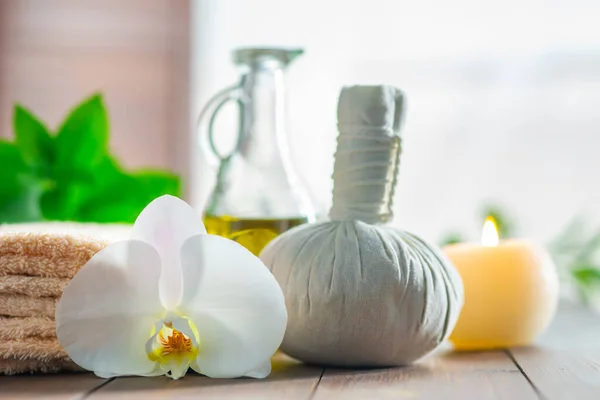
[4,303,598,399]
[0,373,107,400]
[89,352,323,400]
[313,346,538,400]
[508,301,600,400]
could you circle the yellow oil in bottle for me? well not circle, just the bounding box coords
[203,215,308,256]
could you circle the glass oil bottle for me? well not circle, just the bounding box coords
[197,48,315,256]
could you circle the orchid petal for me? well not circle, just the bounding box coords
[95,368,163,379]
[56,240,163,377]
[131,195,207,310]
[179,235,287,378]
[245,360,272,379]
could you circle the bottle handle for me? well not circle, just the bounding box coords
[197,84,245,166]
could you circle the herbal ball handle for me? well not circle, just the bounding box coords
[329,86,405,225]
[196,84,246,167]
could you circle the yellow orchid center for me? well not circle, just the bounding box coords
[147,320,200,379]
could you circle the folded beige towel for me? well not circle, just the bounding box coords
[0,337,67,361]
[0,276,68,298]
[0,222,131,375]
[0,318,82,374]
[0,357,81,375]
[0,317,56,339]
[0,223,131,279]
[0,294,56,318]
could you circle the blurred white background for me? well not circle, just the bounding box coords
[191,0,600,244]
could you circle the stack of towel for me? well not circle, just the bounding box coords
[0,223,130,374]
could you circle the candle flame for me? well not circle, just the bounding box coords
[481,216,499,247]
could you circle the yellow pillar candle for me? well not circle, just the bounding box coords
[443,217,559,350]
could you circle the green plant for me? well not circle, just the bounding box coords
[549,217,600,305]
[0,94,180,223]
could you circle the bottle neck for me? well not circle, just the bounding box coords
[237,62,290,166]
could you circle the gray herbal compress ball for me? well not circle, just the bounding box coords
[260,86,464,367]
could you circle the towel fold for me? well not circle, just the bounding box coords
[0,222,131,375]
[0,337,67,360]
[0,254,88,279]
[0,276,68,298]
[0,320,82,375]
[0,294,56,318]
[0,317,56,340]
[0,335,82,374]
[0,357,82,374]
[0,223,130,279]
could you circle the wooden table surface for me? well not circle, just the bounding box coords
[2,301,599,399]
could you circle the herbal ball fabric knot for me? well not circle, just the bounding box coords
[260,86,464,367]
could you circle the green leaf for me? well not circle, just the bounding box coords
[40,184,85,221]
[51,167,96,185]
[573,230,600,264]
[0,140,43,222]
[76,198,144,223]
[2,95,183,224]
[0,140,28,197]
[13,105,54,167]
[90,155,125,185]
[572,265,600,287]
[55,93,109,171]
[0,140,27,172]
[131,169,181,201]
[571,265,600,305]
[548,216,588,255]
[0,193,43,223]
[40,155,124,221]
[439,232,466,246]
[0,174,44,223]
[76,169,181,223]
[70,155,124,206]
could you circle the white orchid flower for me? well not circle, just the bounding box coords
[56,195,287,380]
